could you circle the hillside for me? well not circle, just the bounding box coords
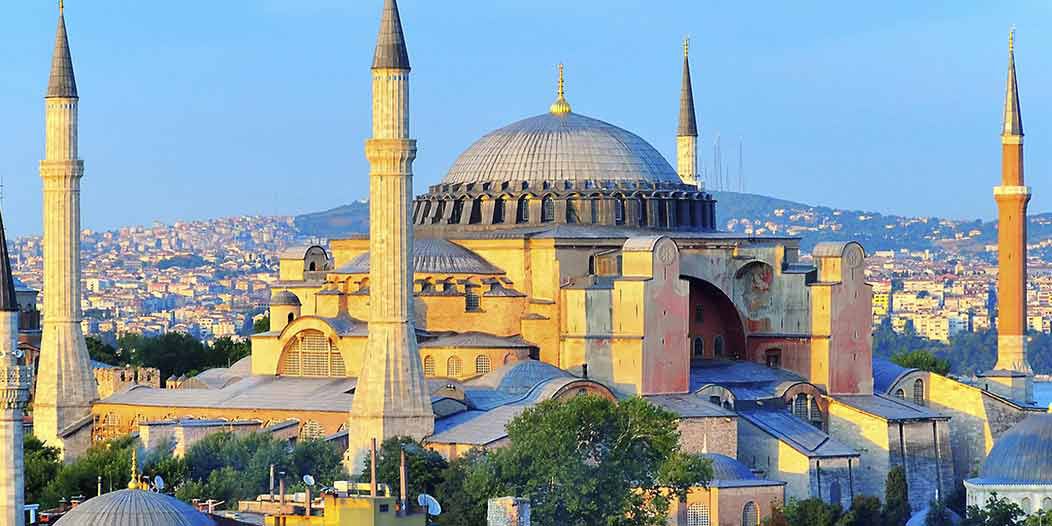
[294,192,1052,254]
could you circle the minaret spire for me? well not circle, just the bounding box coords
[48,1,77,99]
[1002,28,1022,138]
[676,37,700,187]
[345,0,433,474]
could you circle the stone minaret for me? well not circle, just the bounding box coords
[983,29,1033,402]
[35,2,98,458]
[344,0,433,473]
[677,38,699,187]
[0,211,32,526]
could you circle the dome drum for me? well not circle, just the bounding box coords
[413,184,716,231]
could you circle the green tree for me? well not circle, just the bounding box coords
[86,336,122,366]
[883,466,911,526]
[41,435,136,507]
[963,493,1024,526]
[206,337,251,368]
[433,448,489,526]
[782,498,841,526]
[837,496,882,526]
[24,435,61,506]
[764,505,790,526]
[924,498,954,526]
[359,437,448,500]
[464,396,712,526]
[1025,510,1052,526]
[891,350,951,376]
[254,316,270,334]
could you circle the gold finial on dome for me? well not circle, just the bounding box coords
[59,0,63,14]
[550,64,572,116]
[128,448,139,490]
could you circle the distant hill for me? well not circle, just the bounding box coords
[294,192,1052,255]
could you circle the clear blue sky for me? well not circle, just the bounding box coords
[1,1,1049,236]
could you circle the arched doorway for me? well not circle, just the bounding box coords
[683,276,747,366]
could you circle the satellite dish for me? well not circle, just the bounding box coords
[154,476,165,491]
[303,475,316,487]
[417,494,442,516]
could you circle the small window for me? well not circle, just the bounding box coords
[379,504,390,513]
[792,394,807,419]
[287,312,294,324]
[693,338,704,357]
[465,287,481,312]
[423,356,435,377]
[493,197,506,224]
[614,198,625,225]
[309,262,317,272]
[895,389,905,399]
[765,349,781,369]
[475,355,491,375]
[809,398,823,429]
[742,502,758,526]
[694,304,704,323]
[566,198,579,224]
[687,503,711,526]
[714,335,725,359]
[516,196,529,224]
[450,198,465,224]
[913,379,925,406]
[709,395,722,406]
[637,197,648,226]
[541,196,555,223]
[590,197,600,224]
[447,357,463,377]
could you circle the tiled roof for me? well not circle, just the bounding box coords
[833,394,947,422]
[738,408,858,459]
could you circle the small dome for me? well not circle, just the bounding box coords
[54,489,215,526]
[704,454,758,481]
[442,112,680,187]
[979,414,1052,482]
[270,290,301,306]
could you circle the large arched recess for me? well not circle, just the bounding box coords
[682,276,747,366]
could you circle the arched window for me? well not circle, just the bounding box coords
[895,389,905,399]
[287,312,294,324]
[637,197,647,226]
[693,337,704,358]
[657,200,669,228]
[614,198,626,225]
[809,397,823,429]
[541,195,555,223]
[469,197,483,224]
[687,503,711,526]
[493,197,506,224]
[714,335,725,359]
[1042,497,1052,511]
[913,379,924,406]
[299,420,324,441]
[792,394,808,420]
[432,201,446,224]
[423,355,435,377]
[566,198,579,224]
[309,261,317,272]
[475,355,491,375]
[447,356,463,377]
[765,349,781,369]
[590,196,600,224]
[278,330,346,377]
[420,201,432,223]
[450,198,465,224]
[503,353,515,365]
[516,196,529,224]
[1022,498,1032,514]
[742,502,758,526]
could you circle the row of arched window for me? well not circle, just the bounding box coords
[416,193,712,229]
[686,501,758,526]
[790,394,824,429]
[423,354,502,378]
[894,379,925,406]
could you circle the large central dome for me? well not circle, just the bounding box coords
[443,112,681,186]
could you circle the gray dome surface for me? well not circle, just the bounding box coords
[337,239,503,275]
[443,112,680,186]
[704,453,758,481]
[54,489,215,526]
[270,290,302,306]
[979,414,1052,483]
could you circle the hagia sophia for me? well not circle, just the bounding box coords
[1,1,1051,526]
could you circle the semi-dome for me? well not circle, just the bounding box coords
[443,112,681,187]
[54,489,215,526]
[270,290,302,306]
[978,414,1052,482]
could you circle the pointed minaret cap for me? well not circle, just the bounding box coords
[1002,28,1023,137]
[47,0,78,98]
[372,0,410,71]
[678,38,698,137]
[0,211,17,312]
